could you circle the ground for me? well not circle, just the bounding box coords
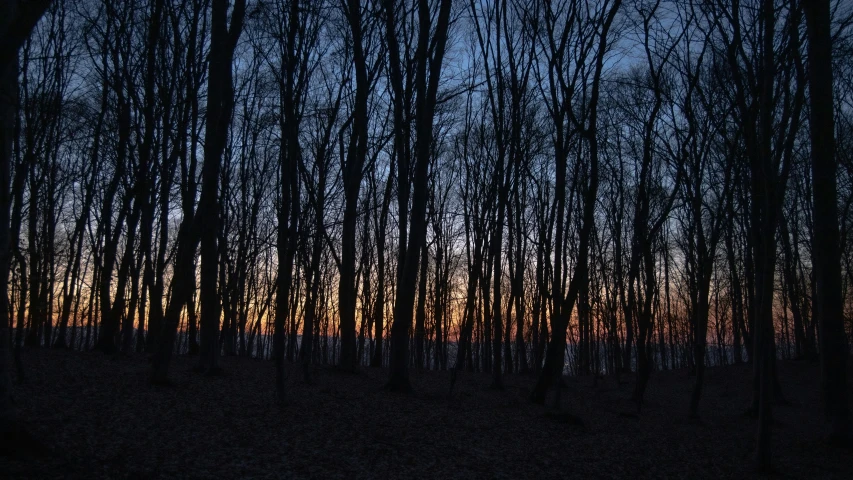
[1,349,851,479]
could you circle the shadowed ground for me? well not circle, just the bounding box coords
[1,349,851,478]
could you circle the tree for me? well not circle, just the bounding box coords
[530,0,622,405]
[803,0,852,444]
[0,0,54,448]
[196,0,246,374]
[299,50,343,381]
[386,0,453,392]
[338,0,372,373]
[151,0,245,383]
[752,0,779,469]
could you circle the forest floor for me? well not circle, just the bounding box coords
[1,349,851,479]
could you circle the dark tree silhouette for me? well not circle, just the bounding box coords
[0,0,53,448]
[803,0,852,444]
[386,0,453,392]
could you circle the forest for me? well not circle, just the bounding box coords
[0,0,851,476]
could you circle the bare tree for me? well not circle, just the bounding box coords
[196,0,246,374]
[530,0,622,405]
[803,0,852,443]
[385,0,453,392]
[151,0,245,383]
[0,0,53,448]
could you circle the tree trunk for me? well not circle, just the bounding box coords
[415,243,428,370]
[338,0,370,373]
[803,0,852,443]
[753,0,777,470]
[197,0,245,375]
[386,0,452,392]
